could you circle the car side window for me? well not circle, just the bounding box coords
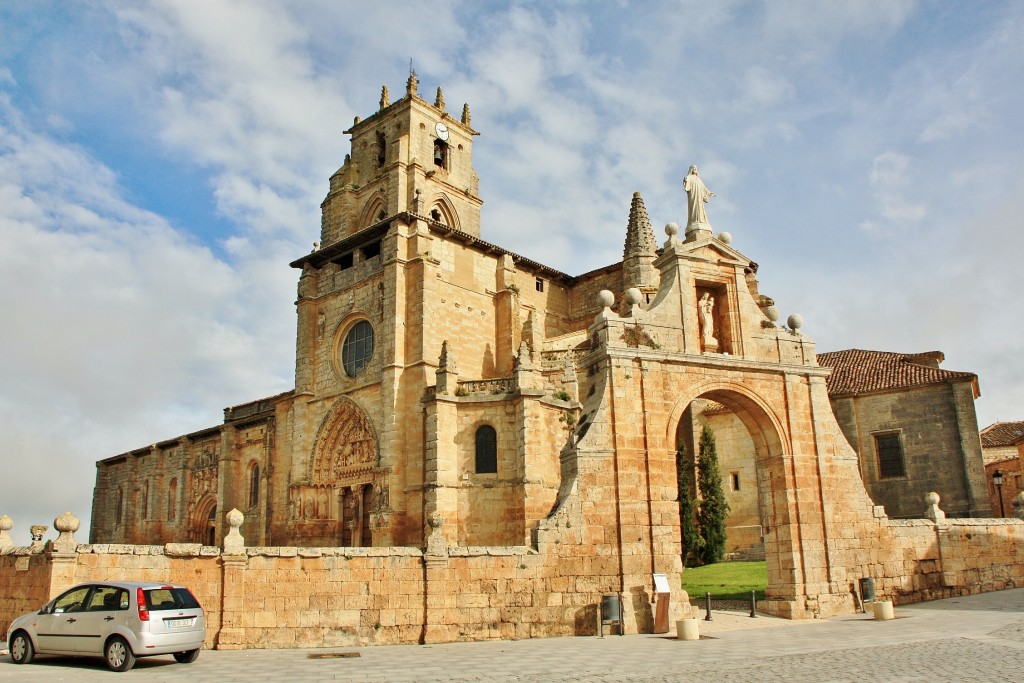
[86,586,123,612]
[53,586,92,614]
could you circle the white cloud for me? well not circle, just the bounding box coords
[859,151,925,233]
[919,106,987,143]
[741,66,794,107]
[0,91,294,544]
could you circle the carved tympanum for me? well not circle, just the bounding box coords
[310,398,378,485]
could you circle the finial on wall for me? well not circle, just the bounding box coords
[435,87,445,112]
[380,85,390,110]
[462,103,471,126]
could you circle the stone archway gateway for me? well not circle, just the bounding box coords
[674,386,794,603]
[546,219,900,628]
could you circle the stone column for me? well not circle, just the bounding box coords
[421,515,450,644]
[423,394,458,547]
[47,513,81,599]
[217,508,247,650]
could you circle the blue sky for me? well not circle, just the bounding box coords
[2,1,1023,544]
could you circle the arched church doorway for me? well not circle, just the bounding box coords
[206,505,218,546]
[191,496,217,546]
[672,386,790,601]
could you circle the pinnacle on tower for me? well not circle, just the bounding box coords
[406,62,418,97]
[380,85,390,110]
[462,103,471,126]
[623,192,657,258]
[435,87,445,112]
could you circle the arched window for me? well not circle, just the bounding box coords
[475,425,497,474]
[167,479,177,520]
[249,463,260,508]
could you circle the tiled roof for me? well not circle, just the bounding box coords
[980,422,1024,448]
[816,349,977,397]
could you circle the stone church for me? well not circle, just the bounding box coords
[90,73,966,624]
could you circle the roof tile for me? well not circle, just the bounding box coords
[817,349,976,397]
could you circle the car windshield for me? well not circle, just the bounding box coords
[144,588,201,611]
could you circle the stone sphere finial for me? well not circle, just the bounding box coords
[1012,491,1024,520]
[624,288,642,306]
[787,314,804,331]
[924,491,946,522]
[54,512,80,533]
[764,305,780,323]
[665,223,679,238]
[225,508,244,529]
[598,290,615,308]
[716,231,732,244]
[0,515,12,532]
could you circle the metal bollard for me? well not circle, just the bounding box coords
[704,592,713,621]
[749,589,757,618]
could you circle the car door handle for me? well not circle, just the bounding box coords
[104,616,115,621]
[66,618,77,623]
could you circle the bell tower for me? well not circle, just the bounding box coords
[319,70,482,248]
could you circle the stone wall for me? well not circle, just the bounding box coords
[0,513,654,649]
[4,510,1024,650]
[875,517,1024,603]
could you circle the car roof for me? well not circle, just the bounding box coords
[69,581,189,590]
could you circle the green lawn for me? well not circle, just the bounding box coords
[682,560,767,601]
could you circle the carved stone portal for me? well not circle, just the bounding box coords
[309,397,378,485]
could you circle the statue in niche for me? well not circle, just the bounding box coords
[684,165,715,232]
[317,311,325,342]
[318,488,329,519]
[698,292,718,350]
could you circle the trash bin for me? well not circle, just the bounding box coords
[600,594,623,637]
[859,577,876,604]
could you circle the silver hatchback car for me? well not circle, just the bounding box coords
[6,580,206,672]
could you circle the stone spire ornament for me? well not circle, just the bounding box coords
[406,61,418,97]
[462,103,471,126]
[623,192,657,258]
[436,340,458,394]
[622,192,658,292]
[379,85,390,110]
[435,87,445,112]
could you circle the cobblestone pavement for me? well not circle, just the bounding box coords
[2,589,1022,682]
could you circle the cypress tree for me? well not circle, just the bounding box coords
[696,425,730,565]
[676,442,701,567]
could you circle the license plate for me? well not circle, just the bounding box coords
[166,618,194,628]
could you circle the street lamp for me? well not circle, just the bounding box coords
[993,469,1005,517]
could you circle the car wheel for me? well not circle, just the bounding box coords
[104,636,136,672]
[10,631,35,665]
[173,649,200,664]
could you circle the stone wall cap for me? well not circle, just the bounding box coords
[886,519,935,528]
[450,546,537,557]
[244,546,423,558]
[165,543,203,557]
[133,545,164,555]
